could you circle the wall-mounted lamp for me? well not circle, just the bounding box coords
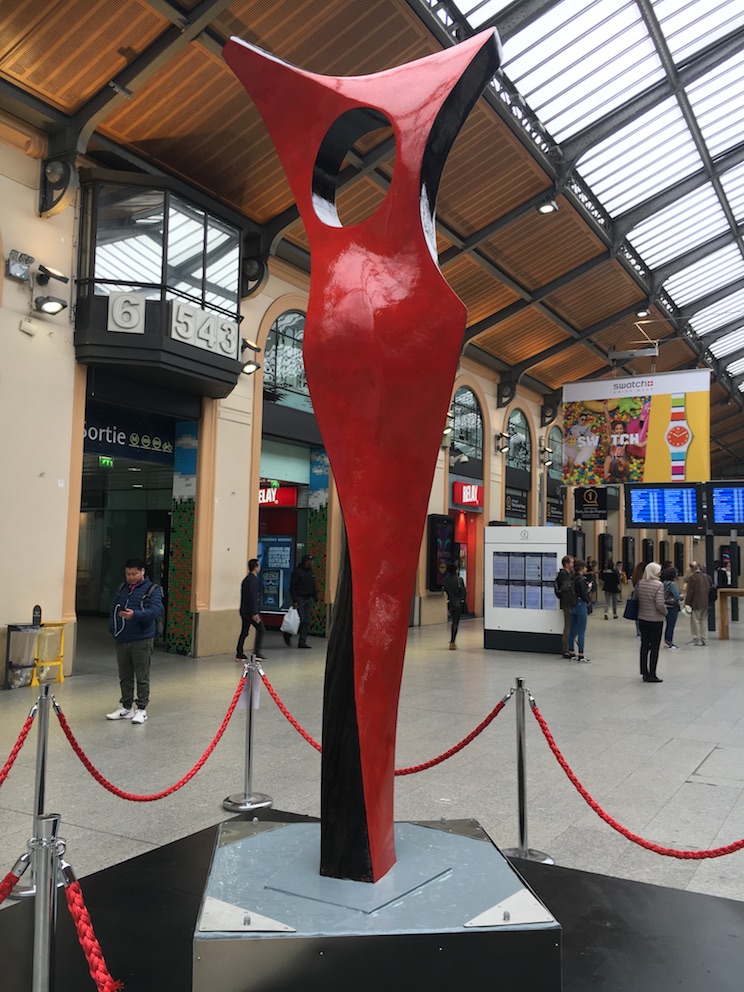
[242,359,261,375]
[36,264,69,286]
[496,432,511,454]
[34,296,68,315]
[241,337,261,355]
[5,250,34,281]
[536,197,558,215]
[539,438,553,467]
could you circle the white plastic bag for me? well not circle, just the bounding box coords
[281,607,300,636]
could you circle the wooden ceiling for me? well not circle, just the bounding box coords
[1,0,742,473]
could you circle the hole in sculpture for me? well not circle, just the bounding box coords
[312,108,395,228]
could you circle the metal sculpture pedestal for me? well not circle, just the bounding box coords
[193,819,561,992]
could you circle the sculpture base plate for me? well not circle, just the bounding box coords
[193,818,561,992]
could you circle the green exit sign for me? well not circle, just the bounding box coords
[99,456,114,468]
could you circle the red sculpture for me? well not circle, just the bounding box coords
[224,30,501,882]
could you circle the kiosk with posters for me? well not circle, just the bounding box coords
[484,526,570,653]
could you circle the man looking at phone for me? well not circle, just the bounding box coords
[106,557,163,725]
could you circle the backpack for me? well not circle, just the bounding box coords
[143,584,166,638]
[555,570,577,608]
[663,581,679,608]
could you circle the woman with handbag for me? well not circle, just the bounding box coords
[443,563,467,650]
[636,562,667,682]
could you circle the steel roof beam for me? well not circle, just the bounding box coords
[681,275,744,318]
[614,144,744,242]
[68,0,235,155]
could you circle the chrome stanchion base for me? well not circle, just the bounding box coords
[11,879,36,899]
[502,847,554,865]
[222,792,273,813]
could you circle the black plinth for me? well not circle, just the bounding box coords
[193,819,561,992]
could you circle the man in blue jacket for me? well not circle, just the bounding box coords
[106,557,163,724]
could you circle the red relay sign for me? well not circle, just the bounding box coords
[453,482,483,506]
[258,486,298,507]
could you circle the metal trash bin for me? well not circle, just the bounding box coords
[5,626,40,689]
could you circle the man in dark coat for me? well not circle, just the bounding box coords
[107,557,163,724]
[236,558,265,661]
[288,554,317,648]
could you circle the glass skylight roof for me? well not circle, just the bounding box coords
[575,97,703,215]
[663,244,744,308]
[441,0,744,396]
[655,0,744,63]
[498,0,664,142]
[626,184,729,268]
[720,162,744,223]
[690,288,744,336]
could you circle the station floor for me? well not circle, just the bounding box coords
[2,608,744,989]
[3,608,744,900]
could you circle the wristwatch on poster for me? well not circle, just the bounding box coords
[665,393,693,480]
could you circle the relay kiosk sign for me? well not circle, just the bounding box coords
[259,486,298,507]
[453,482,483,507]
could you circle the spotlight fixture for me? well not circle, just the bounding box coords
[5,249,34,281]
[36,263,69,286]
[442,424,454,435]
[34,296,67,315]
[498,441,511,453]
[635,302,651,318]
[536,197,558,215]
[241,337,261,354]
[242,359,261,375]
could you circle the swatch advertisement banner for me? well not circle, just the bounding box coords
[561,370,710,486]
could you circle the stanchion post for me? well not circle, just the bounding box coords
[223,657,273,814]
[31,812,63,992]
[502,677,553,865]
[13,685,52,899]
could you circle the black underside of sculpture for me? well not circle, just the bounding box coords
[320,533,372,881]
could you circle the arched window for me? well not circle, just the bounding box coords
[505,408,531,524]
[506,409,531,473]
[547,426,563,482]
[262,310,313,413]
[449,386,483,477]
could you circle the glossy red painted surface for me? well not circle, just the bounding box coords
[224,31,500,880]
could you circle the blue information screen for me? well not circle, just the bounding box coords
[711,486,744,526]
[628,486,699,526]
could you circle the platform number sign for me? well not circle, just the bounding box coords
[170,300,239,359]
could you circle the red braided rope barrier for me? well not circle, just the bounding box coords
[260,670,510,775]
[65,880,123,991]
[395,698,509,775]
[55,676,246,802]
[0,870,20,905]
[532,703,744,860]
[260,670,322,752]
[0,713,35,789]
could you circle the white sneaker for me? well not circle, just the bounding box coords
[106,707,134,721]
[132,709,147,724]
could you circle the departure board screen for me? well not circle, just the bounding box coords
[625,484,702,529]
[709,485,744,526]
